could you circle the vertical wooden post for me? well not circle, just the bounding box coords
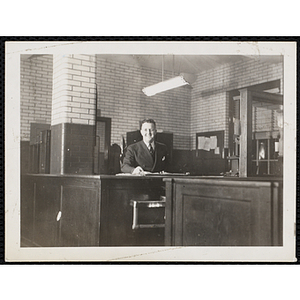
[164,178,173,246]
[239,88,252,177]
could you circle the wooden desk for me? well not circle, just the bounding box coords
[164,177,283,246]
[21,174,166,247]
[99,175,165,246]
[21,174,283,247]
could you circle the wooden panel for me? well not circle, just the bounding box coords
[38,130,51,174]
[165,178,282,246]
[29,144,39,174]
[33,179,61,247]
[21,175,35,245]
[21,175,101,247]
[181,195,251,246]
[50,124,63,174]
[164,179,173,246]
[275,181,283,245]
[21,141,30,175]
[95,117,111,175]
[60,185,100,247]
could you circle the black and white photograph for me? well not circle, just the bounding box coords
[5,40,296,262]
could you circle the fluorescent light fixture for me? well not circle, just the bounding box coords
[142,73,196,97]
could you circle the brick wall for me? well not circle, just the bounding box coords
[52,54,96,126]
[50,54,96,174]
[20,55,53,141]
[191,59,283,149]
[96,56,192,150]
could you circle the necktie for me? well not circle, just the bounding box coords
[149,144,154,157]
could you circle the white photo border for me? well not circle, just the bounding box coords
[5,40,297,262]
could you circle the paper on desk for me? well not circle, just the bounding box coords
[115,172,188,177]
[144,172,160,175]
[115,172,160,176]
[115,173,139,176]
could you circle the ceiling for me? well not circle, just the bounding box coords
[98,54,282,75]
[23,53,282,75]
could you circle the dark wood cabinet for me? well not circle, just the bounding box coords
[33,181,61,246]
[38,130,51,174]
[21,175,36,244]
[21,175,101,247]
[164,177,283,246]
[21,175,61,246]
[59,179,101,247]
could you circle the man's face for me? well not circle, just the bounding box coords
[140,122,156,144]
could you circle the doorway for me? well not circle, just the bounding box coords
[228,79,283,176]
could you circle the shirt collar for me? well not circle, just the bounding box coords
[143,141,155,149]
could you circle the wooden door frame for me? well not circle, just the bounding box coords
[228,79,282,177]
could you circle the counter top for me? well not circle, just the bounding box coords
[163,177,282,187]
[23,173,283,182]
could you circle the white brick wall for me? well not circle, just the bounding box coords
[52,54,96,126]
[96,56,191,150]
[20,55,53,141]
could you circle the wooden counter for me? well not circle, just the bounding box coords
[21,174,283,247]
[21,174,166,247]
[164,177,283,246]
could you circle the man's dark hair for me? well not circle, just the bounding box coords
[140,118,156,129]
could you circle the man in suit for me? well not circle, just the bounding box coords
[121,119,168,175]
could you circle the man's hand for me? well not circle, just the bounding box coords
[132,166,145,176]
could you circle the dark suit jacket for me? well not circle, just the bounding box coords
[121,140,168,173]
